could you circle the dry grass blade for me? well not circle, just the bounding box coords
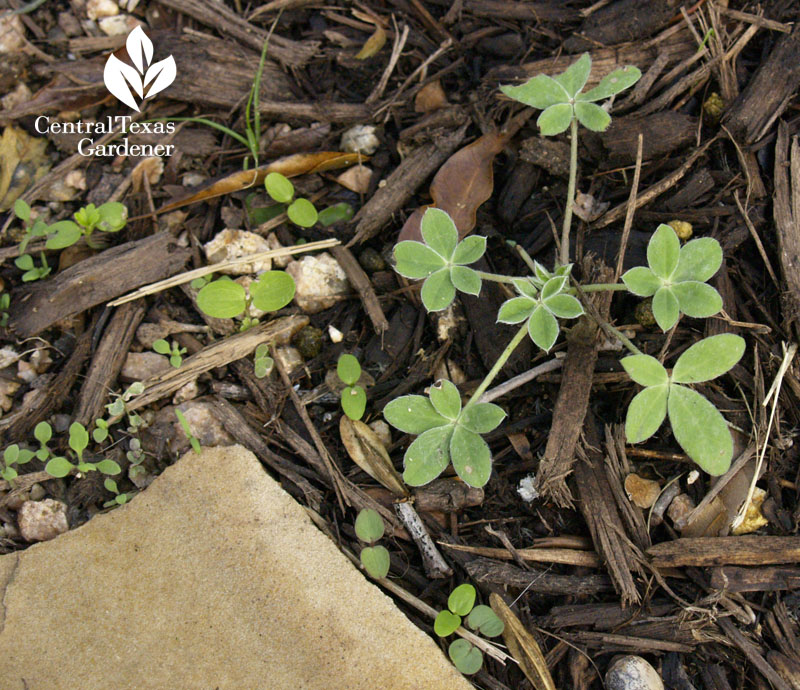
[490,593,555,690]
[108,238,340,306]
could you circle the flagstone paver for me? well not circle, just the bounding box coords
[0,445,472,690]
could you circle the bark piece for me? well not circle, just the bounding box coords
[535,259,614,506]
[519,137,570,177]
[8,232,190,339]
[774,121,800,338]
[600,112,697,166]
[74,302,146,427]
[573,420,646,606]
[349,125,467,245]
[648,536,800,567]
[329,245,388,334]
[718,617,793,690]
[464,556,614,595]
[724,24,800,144]
[126,316,308,412]
[710,566,800,592]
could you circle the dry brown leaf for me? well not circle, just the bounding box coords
[414,80,448,113]
[624,473,661,509]
[0,125,50,211]
[336,165,373,194]
[355,26,386,59]
[340,416,408,497]
[398,131,506,243]
[490,593,556,690]
[157,152,366,214]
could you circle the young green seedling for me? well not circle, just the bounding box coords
[384,53,745,486]
[153,339,187,368]
[264,172,319,228]
[175,409,202,455]
[0,292,9,327]
[433,583,504,675]
[196,271,295,328]
[1,444,34,481]
[354,508,390,578]
[253,343,274,378]
[103,478,131,508]
[14,253,51,282]
[337,353,367,421]
[44,422,122,478]
[44,201,127,250]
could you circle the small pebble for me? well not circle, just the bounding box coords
[605,655,664,690]
[203,229,272,275]
[293,326,324,359]
[18,499,69,542]
[286,253,350,314]
[358,247,386,273]
[340,125,380,155]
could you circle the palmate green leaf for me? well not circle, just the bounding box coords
[668,384,732,475]
[421,269,456,312]
[429,379,462,420]
[197,280,247,319]
[355,508,385,543]
[434,610,462,637]
[384,395,449,434]
[337,353,361,385]
[449,639,483,675]
[403,425,453,486]
[467,605,504,638]
[452,235,486,265]
[341,386,367,420]
[264,172,294,203]
[554,53,591,97]
[512,278,538,299]
[45,221,82,250]
[497,296,537,324]
[652,286,680,331]
[671,334,745,384]
[579,65,642,101]
[450,266,481,296]
[541,275,567,300]
[421,207,459,259]
[360,545,390,578]
[393,241,447,278]
[544,294,583,319]
[537,103,573,136]
[671,281,722,319]
[534,261,552,283]
[621,266,661,297]
[500,74,569,110]
[460,403,506,434]
[673,237,723,283]
[450,426,492,487]
[574,102,611,132]
[287,198,318,227]
[625,384,668,443]
[621,354,668,387]
[527,305,559,352]
[648,224,681,280]
[250,270,295,312]
[448,584,476,616]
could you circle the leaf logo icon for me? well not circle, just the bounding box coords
[103,26,176,111]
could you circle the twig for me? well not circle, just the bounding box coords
[108,238,340,306]
[394,501,453,579]
[614,133,643,282]
[367,19,409,104]
[480,359,563,403]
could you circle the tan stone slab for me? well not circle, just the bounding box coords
[0,446,472,690]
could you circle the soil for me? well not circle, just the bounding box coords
[2,1,800,688]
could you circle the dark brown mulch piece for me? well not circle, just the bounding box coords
[710,566,800,592]
[329,245,388,334]
[73,301,146,427]
[648,536,800,568]
[7,232,191,339]
[463,556,614,595]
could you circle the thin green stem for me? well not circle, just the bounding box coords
[511,242,538,274]
[570,283,627,293]
[560,117,579,267]
[465,323,529,407]
[599,320,642,356]
[474,271,516,284]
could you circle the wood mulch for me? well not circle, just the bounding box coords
[3,0,800,687]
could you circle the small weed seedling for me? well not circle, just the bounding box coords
[337,353,367,421]
[354,508,390,578]
[434,584,504,675]
[153,339,186,368]
[196,271,295,329]
[102,381,145,434]
[43,422,122,478]
[14,253,50,282]
[253,343,274,378]
[0,292,10,327]
[175,409,202,455]
[384,53,746,488]
[1,444,34,481]
[102,478,131,508]
[264,172,318,228]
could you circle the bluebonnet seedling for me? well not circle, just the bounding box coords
[354,508,390,578]
[433,583,504,675]
[384,53,746,487]
[337,353,367,421]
